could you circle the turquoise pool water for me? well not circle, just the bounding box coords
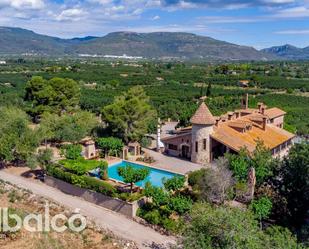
[103,161,180,187]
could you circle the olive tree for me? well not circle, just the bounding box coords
[117,164,150,193]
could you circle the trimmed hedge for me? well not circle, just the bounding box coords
[46,164,116,197]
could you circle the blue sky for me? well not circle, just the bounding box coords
[0,0,308,48]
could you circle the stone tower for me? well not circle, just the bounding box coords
[190,102,215,164]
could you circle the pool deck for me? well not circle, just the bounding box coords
[142,148,209,175]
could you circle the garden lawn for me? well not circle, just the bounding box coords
[59,158,101,174]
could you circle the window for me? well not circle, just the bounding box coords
[274,146,280,154]
[195,141,198,153]
[168,144,178,151]
[203,139,207,150]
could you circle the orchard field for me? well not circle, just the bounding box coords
[0,58,308,134]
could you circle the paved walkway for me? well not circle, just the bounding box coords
[0,170,176,249]
[143,148,205,175]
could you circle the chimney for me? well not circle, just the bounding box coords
[235,111,240,119]
[261,106,265,115]
[156,118,161,152]
[258,102,263,113]
[228,112,233,120]
[215,118,220,127]
[241,94,249,109]
[245,93,249,109]
[262,117,267,130]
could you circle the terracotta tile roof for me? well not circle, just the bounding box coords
[264,108,286,119]
[128,142,140,146]
[228,120,251,129]
[161,132,192,142]
[248,113,266,123]
[211,118,295,153]
[190,102,215,125]
[164,104,292,154]
[175,126,192,134]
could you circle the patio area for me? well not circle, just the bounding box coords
[142,148,210,175]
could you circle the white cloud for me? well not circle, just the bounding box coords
[55,8,87,21]
[197,16,266,23]
[263,0,295,3]
[0,0,44,9]
[275,29,309,34]
[274,6,309,17]
[151,15,160,20]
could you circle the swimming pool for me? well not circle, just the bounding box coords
[91,160,182,188]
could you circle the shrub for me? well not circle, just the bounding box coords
[37,148,53,170]
[197,158,234,203]
[168,195,192,215]
[82,175,116,197]
[144,183,169,207]
[71,175,86,188]
[118,192,144,202]
[136,155,155,164]
[162,218,184,233]
[263,226,303,249]
[59,158,101,175]
[234,181,248,199]
[250,196,273,221]
[182,202,305,249]
[140,137,152,148]
[143,210,162,225]
[226,150,250,181]
[98,161,108,180]
[188,169,207,187]
[46,164,116,197]
[96,137,124,157]
[62,144,82,160]
[163,176,185,192]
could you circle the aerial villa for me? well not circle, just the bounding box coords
[161,97,295,164]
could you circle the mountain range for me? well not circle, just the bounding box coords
[261,44,309,60]
[0,27,308,61]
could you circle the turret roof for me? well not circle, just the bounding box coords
[190,102,215,125]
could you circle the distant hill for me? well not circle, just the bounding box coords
[262,44,309,60]
[70,36,99,42]
[0,27,69,55]
[0,26,277,61]
[71,31,274,61]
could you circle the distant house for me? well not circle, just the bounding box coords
[0,61,6,65]
[238,80,250,88]
[162,100,295,164]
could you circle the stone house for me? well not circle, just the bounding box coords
[162,101,295,164]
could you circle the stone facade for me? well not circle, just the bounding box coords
[162,101,295,165]
[191,124,213,164]
[164,133,192,158]
[269,115,284,128]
